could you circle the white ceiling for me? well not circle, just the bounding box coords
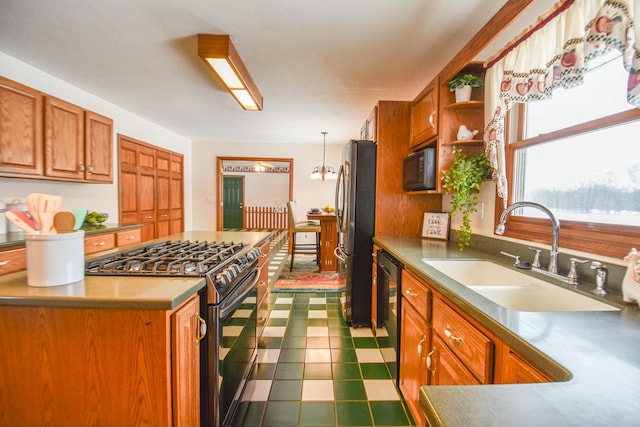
[0,0,542,146]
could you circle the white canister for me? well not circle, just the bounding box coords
[25,231,85,287]
[7,199,28,234]
[0,201,6,234]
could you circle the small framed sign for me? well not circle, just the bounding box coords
[421,212,449,240]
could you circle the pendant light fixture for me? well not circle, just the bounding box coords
[310,131,337,181]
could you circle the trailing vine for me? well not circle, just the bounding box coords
[441,147,491,251]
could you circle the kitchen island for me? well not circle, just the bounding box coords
[374,236,640,427]
[0,230,270,427]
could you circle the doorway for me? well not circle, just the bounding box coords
[222,176,244,229]
[216,157,294,230]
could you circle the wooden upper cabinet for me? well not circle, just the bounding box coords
[410,77,439,149]
[84,110,113,182]
[169,154,184,235]
[0,76,43,177]
[44,96,85,180]
[156,150,171,238]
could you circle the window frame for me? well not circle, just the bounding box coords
[497,106,640,259]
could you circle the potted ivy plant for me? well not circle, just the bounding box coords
[448,73,483,102]
[441,147,491,251]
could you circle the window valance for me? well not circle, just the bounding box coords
[483,0,639,207]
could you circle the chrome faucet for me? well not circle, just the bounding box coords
[495,201,560,274]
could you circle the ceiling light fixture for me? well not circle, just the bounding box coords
[197,34,263,111]
[310,131,337,181]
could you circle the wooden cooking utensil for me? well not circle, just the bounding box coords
[5,211,36,234]
[53,210,76,233]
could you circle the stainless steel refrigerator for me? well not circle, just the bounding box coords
[334,140,376,327]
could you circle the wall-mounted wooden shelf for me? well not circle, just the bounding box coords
[444,100,484,110]
[444,139,485,146]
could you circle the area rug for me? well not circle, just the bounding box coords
[272,256,345,293]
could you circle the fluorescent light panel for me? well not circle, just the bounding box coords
[198,34,263,111]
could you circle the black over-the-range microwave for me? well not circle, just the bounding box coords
[403,147,436,191]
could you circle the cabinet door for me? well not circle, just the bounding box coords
[169,154,184,234]
[428,334,480,386]
[399,300,428,427]
[410,78,439,148]
[156,150,171,238]
[139,145,156,241]
[44,96,85,180]
[257,240,270,337]
[0,76,43,177]
[84,110,113,183]
[172,295,202,427]
[498,350,550,384]
[118,138,141,225]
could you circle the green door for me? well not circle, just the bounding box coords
[223,176,244,229]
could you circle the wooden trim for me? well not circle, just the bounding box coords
[216,156,294,231]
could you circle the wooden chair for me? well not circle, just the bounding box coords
[287,201,321,271]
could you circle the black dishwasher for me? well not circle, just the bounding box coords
[376,250,403,381]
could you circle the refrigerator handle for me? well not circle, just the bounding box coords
[335,165,345,231]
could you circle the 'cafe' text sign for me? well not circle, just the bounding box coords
[421,212,449,240]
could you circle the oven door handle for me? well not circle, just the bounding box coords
[219,269,260,319]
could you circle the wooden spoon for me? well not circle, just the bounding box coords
[53,210,76,233]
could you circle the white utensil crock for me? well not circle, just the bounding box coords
[25,230,85,287]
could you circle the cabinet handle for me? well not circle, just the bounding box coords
[428,111,436,127]
[417,335,426,356]
[0,260,9,266]
[197,314,207,341]
[88,165,94,172]
[444,327,464,344]
[426,347,436,374]
[258,317,267,325]
[161,214,168,218]
[260,253,267,258]
[405,289,419,298]
[144,215,152,220]
[95,241,106,246]
[259,280,267,288]
[126,235,135,240]
[78,163,85,171]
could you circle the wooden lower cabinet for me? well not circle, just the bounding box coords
[0,247,27,275]
[428,334,480,385]
[399,300,429,427]
[398,267,552,425]
[0,293,203,426]
[84,227,142,255]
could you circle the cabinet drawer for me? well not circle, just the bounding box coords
[401,270,431,319]
[84,233,115,255]
[116,228,141,247]
[0,247,27,275]
[432,297,493,383]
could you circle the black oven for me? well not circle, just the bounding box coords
[206,267,259,427]
[376,250,403,380]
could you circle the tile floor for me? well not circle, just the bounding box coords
[232,238,415,426]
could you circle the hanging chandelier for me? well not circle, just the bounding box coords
[310,131,337,181]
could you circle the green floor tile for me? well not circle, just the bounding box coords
[375,336,393,347]
[332,362,362,380]
[279,348,306,363]
[274,363,304,380]
[231,401,265,427]
[272,303,293,310]
[352,337,378,348]
[262,401,300,427]
[289,310,309,319]
[259,337,283,349]
[250,363,276,380]
[336,401,372,426]
[282,336,307,348]
[299,401,336,426]
[360,363,391,379]
[309,303,327,310]
[331,348,357,363]
[304,363,332,379]
[266,318,288,327]
[333,380,367,401]
[269,380,302,400]
[308,318,328,326]
[285,325,308,336]
[306,337,330,348]
[330,336,353,348]
[329,325,351,336]
[369,401,412,426]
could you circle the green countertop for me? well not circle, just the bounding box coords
[0,230,271,310]
[374,236,640,427]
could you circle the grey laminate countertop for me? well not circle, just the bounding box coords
[374,236,640,427]
[0,230,271,310]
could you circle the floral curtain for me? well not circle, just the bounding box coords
[483,0,640,208]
